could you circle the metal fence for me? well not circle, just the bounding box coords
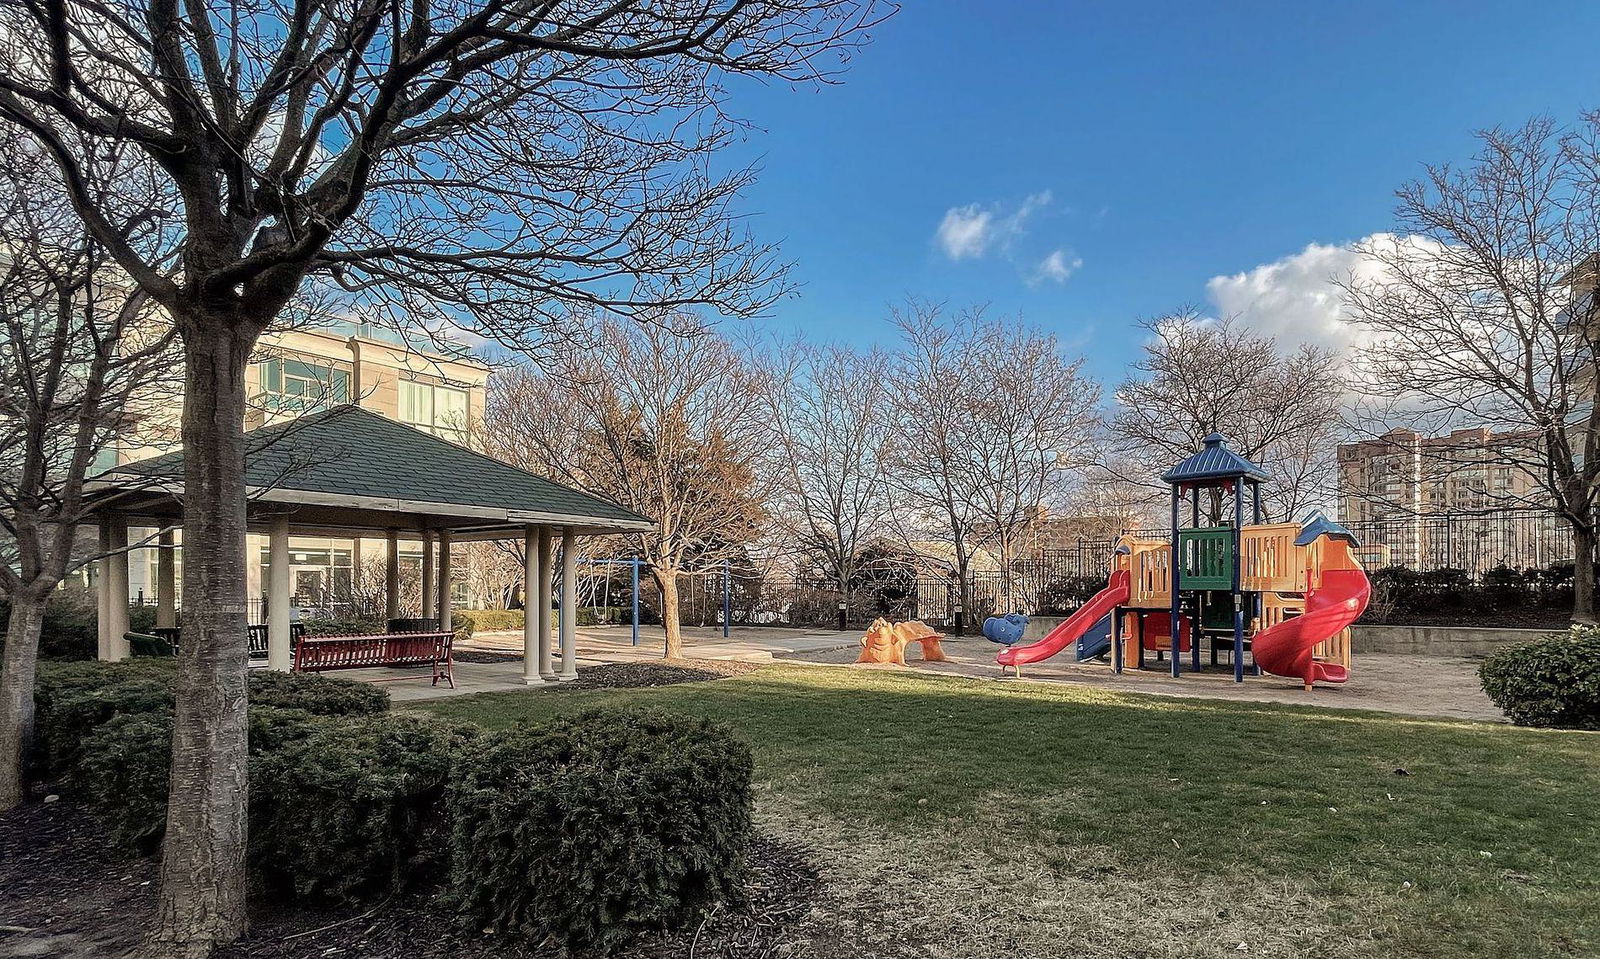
[1340,511,1572,576]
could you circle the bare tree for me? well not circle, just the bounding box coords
[755,338,889,597]
[0,2,888,950]
[0,126,177,810]
[1109,310,1345,523]
[1344,115,1600,622]
[483,318,773,656]
[883,301,1099,613]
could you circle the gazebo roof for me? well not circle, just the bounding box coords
[1159,433,1270,486]
[89,405,652,538]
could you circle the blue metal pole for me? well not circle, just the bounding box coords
[631,556,640,647]
[1233,476,1246,683]
[1190,486,1202,675]
[1111,608,1123,674]
[722,559,731,638]
[1170,482,1182,678]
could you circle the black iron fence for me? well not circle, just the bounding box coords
[1340,511,1572,576]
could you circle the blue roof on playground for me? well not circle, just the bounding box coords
[1296,513,1360,547]
[1160,434,1270,485]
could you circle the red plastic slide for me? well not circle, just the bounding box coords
[1252,567,1370,688]
[997,570,1130,669]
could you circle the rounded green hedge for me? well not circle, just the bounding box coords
[251,713,474,903]
[1480,627,1600,729]
[447,708,754,954]
[246,669,390,716]
[34,660,176,778]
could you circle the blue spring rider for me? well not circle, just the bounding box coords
[983,612,1029,646]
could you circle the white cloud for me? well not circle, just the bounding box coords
[934,190,1054,261]
[935,204,995,260]
[1032,249,1082,285]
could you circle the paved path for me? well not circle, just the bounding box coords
[784,639,1506,722]
[362,625,1502,722]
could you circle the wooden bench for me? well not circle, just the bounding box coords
[292,631,456,688]
[140,625,304,661]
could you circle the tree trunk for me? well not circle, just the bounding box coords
[0,590,48,811]
[148,324,254,957]
[655,569,682,659]
[1572,519,1597,626]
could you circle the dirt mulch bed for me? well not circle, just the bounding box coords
[450,654,764,689]
[0,798,818,959]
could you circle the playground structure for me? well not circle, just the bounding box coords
[997,435,1369,688]
[857,618,948,666]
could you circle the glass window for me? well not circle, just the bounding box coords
[399,379,470,445]
[258,358,349,412]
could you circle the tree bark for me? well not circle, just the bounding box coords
[1571,518,1597,625]
[0,591,48,811]
[655,569,682,659]
[148,323,254,957]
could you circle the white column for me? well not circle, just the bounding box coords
[536,527,555,682]
[268,517,292,671]
[436,528,453,632]
[385,528,401,623]
[96,518,112,660]
[522,527,544,684]
[420,531,435,618]
[559,527,578,681]
[156,528,177,629]
[107,516,130,660]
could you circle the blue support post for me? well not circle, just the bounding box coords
[722,559,731,639]
[1111,608,1123,674]
[631,556,641,647]
[1170,483,1182,678]
[1233,476,1246,683]
[1190,488,1202,674]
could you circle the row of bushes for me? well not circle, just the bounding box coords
[33,660,754,953]
[1480,625,1600,730]
[1367,562,1578,621]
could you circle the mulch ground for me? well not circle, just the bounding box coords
[450,654,765,689]
[0,799,819,959]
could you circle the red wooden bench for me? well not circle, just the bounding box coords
[292,631,456,688]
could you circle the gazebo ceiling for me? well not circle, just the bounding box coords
[86,405,652,539]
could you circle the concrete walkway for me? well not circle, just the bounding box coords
[369,625,855,703]
[783,638,1507,723]
[357,625,1503,723]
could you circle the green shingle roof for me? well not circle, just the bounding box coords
[105,405,649,528]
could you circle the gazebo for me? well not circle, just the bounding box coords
[85,405,652,683]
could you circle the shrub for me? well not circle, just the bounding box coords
[456,609,523,633]
[448,708,754,953]
[1480,626,1600,729]
[71,707,334,856]
[34,659,175,778]
[251,714,473,903]
[299,616,387,636]
[247,669,390,716]
[72,710,175,853]
[0,592,103,661]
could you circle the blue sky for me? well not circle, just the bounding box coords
[719,0,1600,384]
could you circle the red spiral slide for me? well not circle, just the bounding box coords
[997,570,1130,670]
[1252,567,1369,689]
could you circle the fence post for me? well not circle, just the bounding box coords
[722,559,731,639]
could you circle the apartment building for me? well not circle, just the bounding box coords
[1336,427,1555,569]
[116,320,491,617]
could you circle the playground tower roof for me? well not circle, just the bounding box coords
[1296,513,1361,547]
[1159,433,1270,486]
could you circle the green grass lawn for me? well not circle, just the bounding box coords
[421,664,1600,959]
